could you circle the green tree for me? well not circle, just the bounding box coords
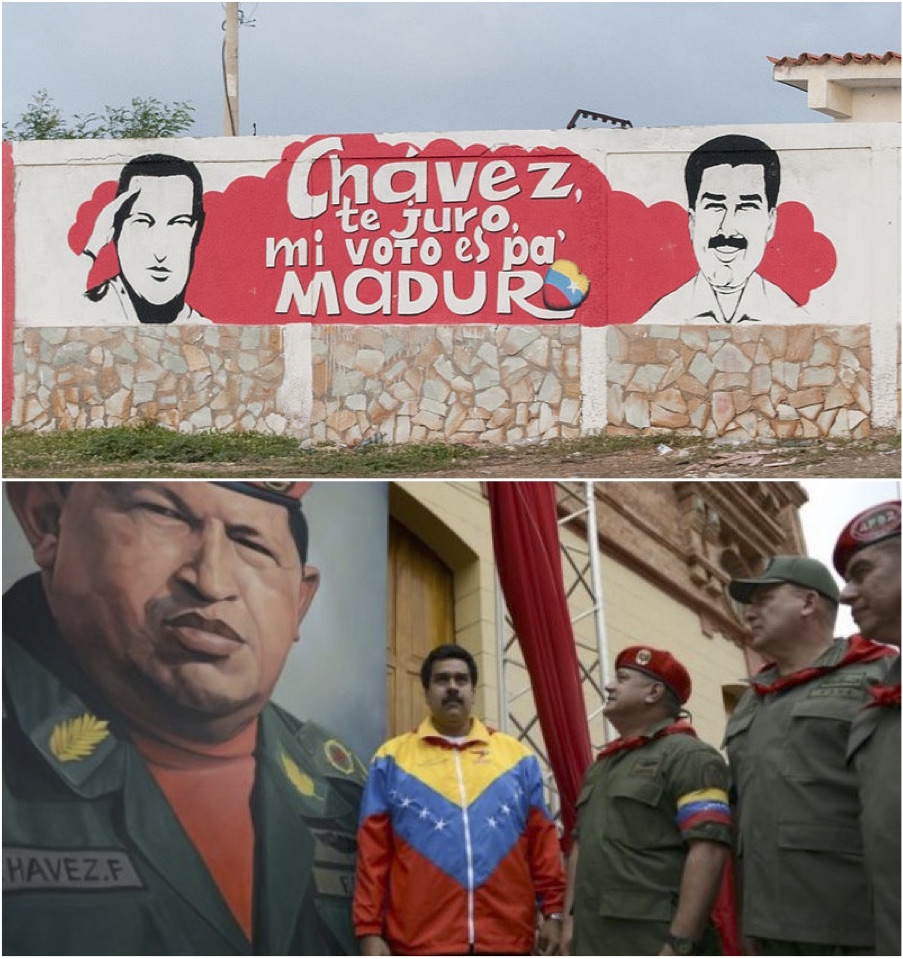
[3,89,195,140]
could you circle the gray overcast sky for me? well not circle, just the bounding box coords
[2,2,900,137]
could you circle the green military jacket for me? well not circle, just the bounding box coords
[2,574,364,956]
[572,719,731,956]
[723,637,888,949]
[847,655,901,958]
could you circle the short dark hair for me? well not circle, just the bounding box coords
[87,154,206,309]
[660,685,683,719]
[421,644,478,690]
[685,135,781,211]
[114,153,205,237]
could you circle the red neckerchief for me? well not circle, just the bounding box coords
[751,635,895,696]
[866,684,902,709]
[596,718,697,760]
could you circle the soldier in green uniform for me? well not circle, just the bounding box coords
[564,646,732,956]
[725,556,894,955]
[3,481,364,955]
[835,501,901,959]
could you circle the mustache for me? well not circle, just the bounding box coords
[442,693,463,704]
[708,235,747,251]
[164,611,244,644]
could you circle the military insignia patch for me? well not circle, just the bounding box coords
[262,481,293,493]
[49,713,110,762]
[636,649,652,666]
[852,503,901,544]
[281,753,317,797]
[324,739,356,776]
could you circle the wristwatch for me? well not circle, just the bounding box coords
[545,912,565,923]
[666,933,698,955]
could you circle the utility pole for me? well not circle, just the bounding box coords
[223,2,239,135]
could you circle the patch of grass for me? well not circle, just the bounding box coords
[3,424,298,470]
[4,423,896,479]
[1,424,485,477]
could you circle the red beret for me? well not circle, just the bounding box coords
[833,500,901,576]
[213,481,311,508]
[615,646,692,705]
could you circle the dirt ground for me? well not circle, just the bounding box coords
[418,434,901,480]
[17,432,893,481]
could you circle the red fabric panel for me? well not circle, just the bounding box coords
[353,811,394,937]
[487,482,593,848]
[712,858,740,955]
[3,141,15,424]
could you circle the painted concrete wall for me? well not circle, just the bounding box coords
[4,123,899,440]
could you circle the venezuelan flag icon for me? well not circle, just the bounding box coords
[543,259,590,311]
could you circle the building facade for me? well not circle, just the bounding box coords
[385,480,807,797]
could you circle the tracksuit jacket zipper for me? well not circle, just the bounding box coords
[452,748,476,950]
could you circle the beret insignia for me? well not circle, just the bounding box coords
[851,503,901,544]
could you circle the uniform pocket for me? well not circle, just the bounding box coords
[790,696,860,722]
[598,887,673,921]
[604,778,665,848]
[778,820,862,855]
[608,778,663,807]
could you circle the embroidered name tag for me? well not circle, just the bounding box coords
[809,674,865,698]
[3,846,144,892]
[809,686,861,699]
[631,758,660,778]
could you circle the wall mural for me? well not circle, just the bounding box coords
[59,133,836,327]
[636,135,831,324]
[75,154,209,325]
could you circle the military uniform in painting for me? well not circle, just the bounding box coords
[3,573,363,956]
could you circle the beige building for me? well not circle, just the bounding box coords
[386,480,807,808]
[770,51,901,122]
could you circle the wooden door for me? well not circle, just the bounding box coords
[387,518,455,739]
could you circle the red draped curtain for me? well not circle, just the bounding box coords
[487,482,739,951]
[487,481,593,848]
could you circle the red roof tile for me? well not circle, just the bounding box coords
[768,52,901,66]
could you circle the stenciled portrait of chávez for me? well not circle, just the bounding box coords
[80,154,211,325]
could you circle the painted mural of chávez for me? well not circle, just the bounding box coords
[3,481,363,955]
[82,154,211,324]
[638,135,807,325]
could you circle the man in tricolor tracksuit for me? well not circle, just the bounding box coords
[353,643,565,956]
